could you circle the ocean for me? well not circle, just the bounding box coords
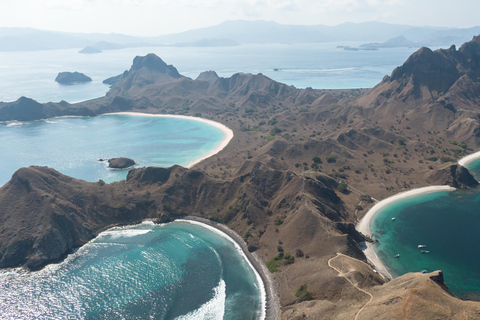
[0,42,430,103]
[369,160,480,300]
[0,221,263,319]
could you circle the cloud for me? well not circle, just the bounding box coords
[365,0,401,6]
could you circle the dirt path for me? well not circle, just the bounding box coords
[327,253,374,320]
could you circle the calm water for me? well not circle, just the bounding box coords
[370,159,480,300]
[0,114,225,187]
[0,221,263,319]
[0,43,430,103]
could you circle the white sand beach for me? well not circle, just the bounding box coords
[356,185,455,279]
[105,112,234,168]
[458,150,480,167]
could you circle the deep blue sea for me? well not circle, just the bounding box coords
[0,221,263,319]
[370,159,480,300]
[0,43,433,103]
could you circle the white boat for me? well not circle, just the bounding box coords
[394,254,400,258]
[391,217,396,221]
[418,245,426,248]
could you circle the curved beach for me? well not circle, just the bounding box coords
[106,112,234,169]
[177,216,281,320]
[356,185,455,279]
[458,150,480,167]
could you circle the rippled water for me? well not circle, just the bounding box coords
[0,221,263,319]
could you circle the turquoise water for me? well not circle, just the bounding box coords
[0,43,434,103]
[0,221,263,319]
[370,160,480,300]
[0,114,225,187]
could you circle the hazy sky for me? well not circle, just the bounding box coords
[0,0,478,36]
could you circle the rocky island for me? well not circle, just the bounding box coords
[2,36,480,318]
[55,71,92,85]
[79,46,102,54]
[107,157,136,169]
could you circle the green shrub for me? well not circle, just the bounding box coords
[326,156,337,163]
[337,182,348,193]
[312,156,322,164]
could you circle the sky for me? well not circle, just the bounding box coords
[0,0,478,36]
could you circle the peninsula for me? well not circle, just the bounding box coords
[2,36,480,318]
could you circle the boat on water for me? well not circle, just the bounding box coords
[421,270,428,274]
[418,245,426,248]
[394,254,400,258]
[391,217,396,221]
[420,250,430,254]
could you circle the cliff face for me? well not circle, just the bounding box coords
[427,164,479,188]
[353,35,480,145]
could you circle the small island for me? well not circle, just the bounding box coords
[107,157,136,169]
[55,72,92,85]
[79,46,102,54]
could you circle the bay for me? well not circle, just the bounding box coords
[0,114,226,187]
[0,221,263,319]
[370,159,480,300]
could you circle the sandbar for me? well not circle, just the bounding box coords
[356,185,455,279]
[104,112,234,169]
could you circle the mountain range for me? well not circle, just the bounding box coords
[1,20,480,51]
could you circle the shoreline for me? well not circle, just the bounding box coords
[177,216,281,320]
[458,150,480,167]
[104,112,234,169]
[356,185,455,279]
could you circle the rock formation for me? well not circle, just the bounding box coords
[55,72,92,85]
[107,157,135,169]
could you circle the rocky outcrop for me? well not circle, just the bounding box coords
[107,157,136,169]
[55,72,92,85]
[427,163,479,188]
[195,70,219,84]
[103,71,128,86]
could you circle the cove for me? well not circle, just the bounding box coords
[0,221,264,319]
[367,159,480,300]
[0,113,231,187]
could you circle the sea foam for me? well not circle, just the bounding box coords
[176,279,226,320]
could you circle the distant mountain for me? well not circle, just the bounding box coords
[361,36,420,49]
[152,20,480,46]
[0,28,145,52]
[1,21,479,52]
[170,38,240,47]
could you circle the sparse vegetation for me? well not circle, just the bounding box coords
[266,252,295,272]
